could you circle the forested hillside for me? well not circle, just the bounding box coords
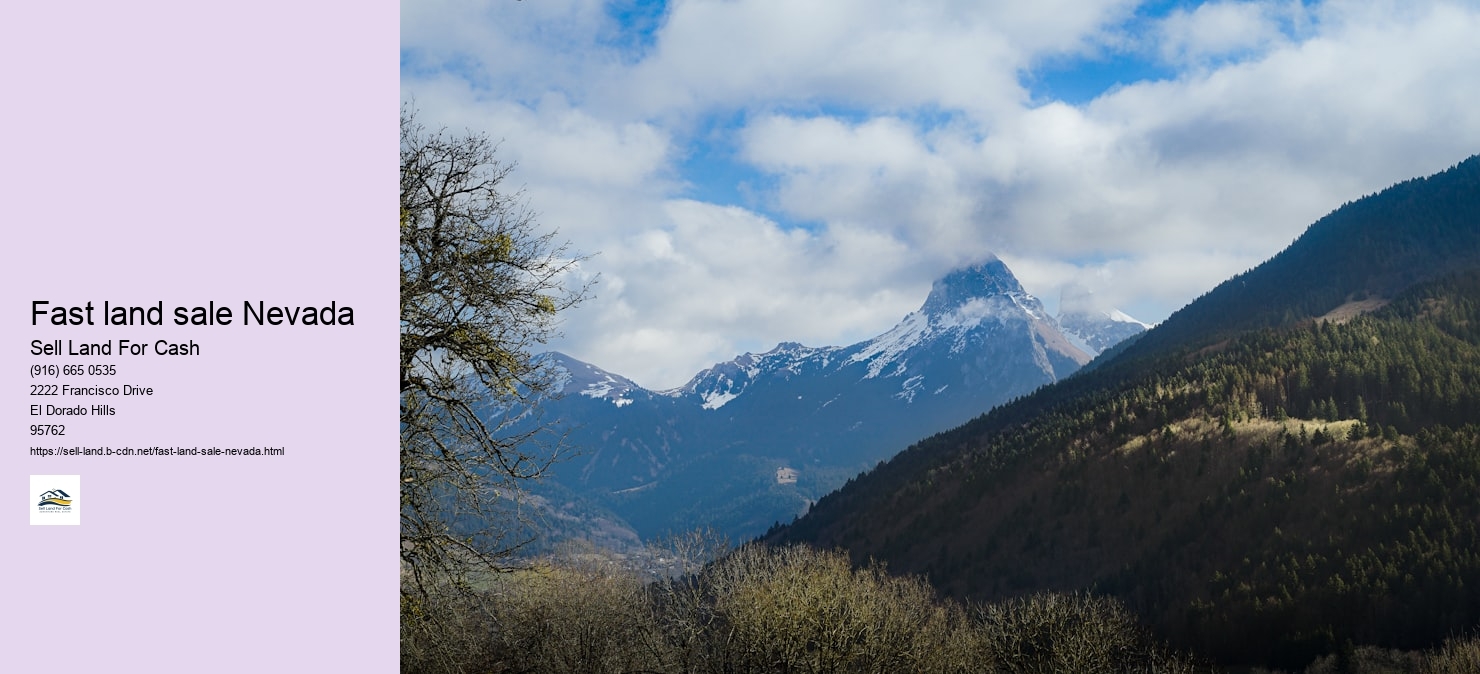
[774,157,1480,669]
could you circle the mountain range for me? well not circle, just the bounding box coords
[530,255,1149,545]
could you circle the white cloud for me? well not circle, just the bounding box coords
[401,0,618,99]
[560,200,926,388]
[612,0,1141,120]
[404,0,1480,388]
[743,116,931,173]
[1154,1,1302,66]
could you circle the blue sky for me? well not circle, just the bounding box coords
[403,0,1480,389]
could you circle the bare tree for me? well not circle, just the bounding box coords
[399,104,592,600]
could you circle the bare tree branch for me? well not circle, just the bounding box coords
[399,103,595,604]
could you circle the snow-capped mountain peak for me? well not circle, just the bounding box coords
[546,352,642,407]
[678,341,840,409]
[849,259,1061,378]
[1056,283,1151,355]
[918,256,1029,317]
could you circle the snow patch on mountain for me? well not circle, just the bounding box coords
[576,373,640,404]
[581,378,618,398]
[681,341,842,405]
[545,352,643,407]
[701,390,740,410]
[849,311,930,378]
[893,375,926,403]
[1060,327,1098,358]
[1058,308,1150,355]
[1108,309,1149,326]
[1056,283,1150,355]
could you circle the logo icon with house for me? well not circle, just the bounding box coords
[38,489,72,507]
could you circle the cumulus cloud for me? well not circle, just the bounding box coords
[569,200,925,388]
[619,0,1137,120]
[403,0,1480,388]
[1154,1,1304,66]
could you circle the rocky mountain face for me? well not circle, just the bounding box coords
[530,256,1146,543]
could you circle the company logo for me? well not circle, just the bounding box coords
[30,475,81,526]
[38,489,73,509]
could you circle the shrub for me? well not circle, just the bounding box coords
[405,542,1209,673]
[1421,632,1480,674]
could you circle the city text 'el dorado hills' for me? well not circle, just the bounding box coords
[30,301,354,326]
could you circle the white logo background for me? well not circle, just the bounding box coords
[30,474,80,526]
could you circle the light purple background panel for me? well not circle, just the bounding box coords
[3,2,398,671]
